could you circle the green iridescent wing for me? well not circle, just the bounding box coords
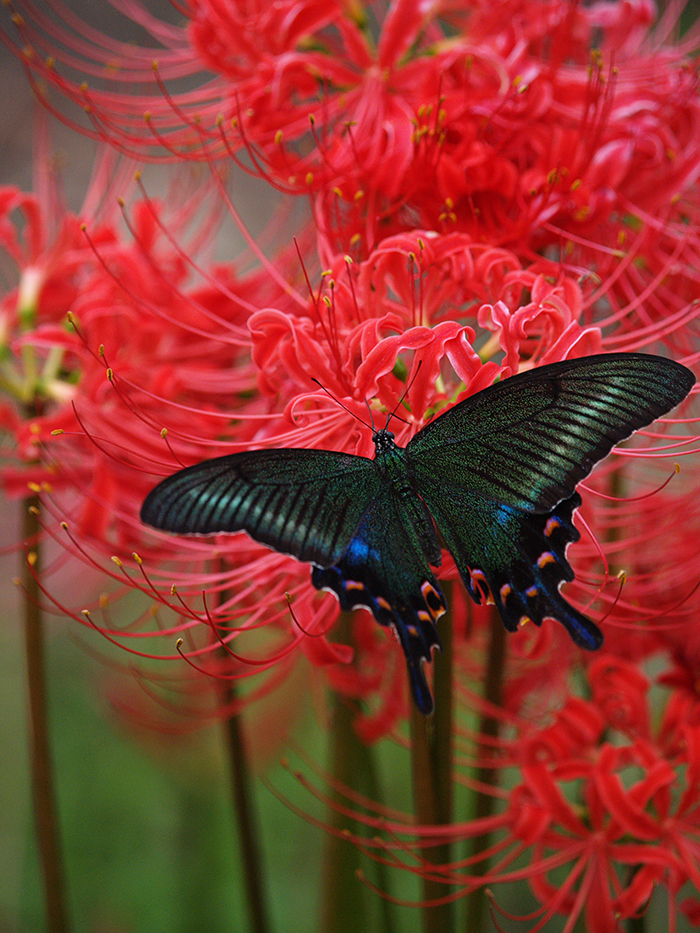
[141,448,382,566]
[142,445,447,712]
[407,353,694,645]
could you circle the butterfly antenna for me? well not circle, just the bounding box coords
[310,378,372,431]
[385,360,423,429]
[312,361,422,432]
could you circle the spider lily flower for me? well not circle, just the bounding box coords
[86,234,697,732]
[491,656,700,932]
[0,172,602,729]
[4,0,700,261]
[3,176,690,731]
[301,655,700,929]
[0,180,254,537]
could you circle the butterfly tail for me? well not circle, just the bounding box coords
[311,565,445,714]
[540,589,603,650]
[391,614,442,715]
[485,493,604,650]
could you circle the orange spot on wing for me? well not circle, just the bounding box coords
[544,517,562,537]
[420,580,446,620]
[471,569,495,605]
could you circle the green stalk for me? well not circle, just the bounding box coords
[220,692,271,933]
[463,608,506,933]
[320,612,384,933]
[22,490,70,933]
[319,686,370,932]
[217,569,271,933]
[410,592,454,933]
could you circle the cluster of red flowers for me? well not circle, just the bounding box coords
[339,654,700,929]
[3,0,700,927]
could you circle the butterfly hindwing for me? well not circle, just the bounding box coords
[417,483,602,648]
[311,486,446,714]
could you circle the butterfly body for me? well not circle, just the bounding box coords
[311,432,447,714]
[141,353,694,714]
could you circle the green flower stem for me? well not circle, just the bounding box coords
[22,490,70,933]
[220,691,271,933]
[216,563,271,933]
[320,688,370,932]
[410,591,454,933]
[463,608,506,933]
[606,474,644,933]
[321,612,393,933]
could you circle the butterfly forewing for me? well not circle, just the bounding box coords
[407,354,695,512]
[141,448,382,567]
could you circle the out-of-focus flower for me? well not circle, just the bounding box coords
[0,172,256,539]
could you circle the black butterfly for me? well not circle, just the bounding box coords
[141,353,694,714]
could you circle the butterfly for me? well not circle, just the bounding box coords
[141,353,694,714]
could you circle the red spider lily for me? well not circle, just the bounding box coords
[0,171,312,714]
[576,488,700,662]
[489,656,700,933]
[286,655,700,930]
[4,0,700,261]
[1,177,617,732]
[1,8,697,743]
[4,6,700,932]
[21,224,693,741]
[0,159,319,703]
[0,162,287,541]
[5,1,700,395]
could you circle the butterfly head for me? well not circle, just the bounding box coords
[372,428,396,453]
